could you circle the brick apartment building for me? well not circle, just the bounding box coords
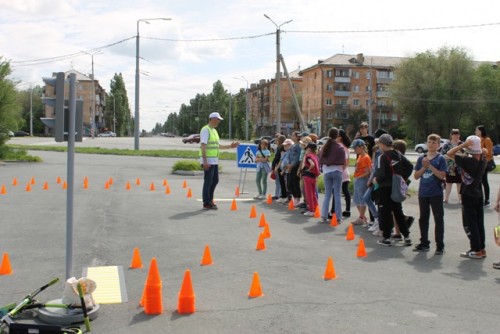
[248,53,405,137]
[42,70,106,137]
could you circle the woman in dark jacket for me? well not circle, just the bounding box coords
[272,135,287,200]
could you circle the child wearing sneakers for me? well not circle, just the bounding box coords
[413,134,448,255]
[445,135,487,259]
[351,139,371,225]
[301,143,320,216]
[254,139,272,199]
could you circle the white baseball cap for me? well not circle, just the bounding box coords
[209,112,223,120]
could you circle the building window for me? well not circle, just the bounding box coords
[353,99,360,106]
[353,85,359,92]
[391,114,398,121]
[326,70,333,78]
[326,112,333,119]
[366,72,371,79]
[326,84,333,91]
[352,71,359,79]
[377,70,393,79]
[325,98,332,106]
[336,111,348,119]
[335,69,349,77]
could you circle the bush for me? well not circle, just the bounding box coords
[172,160,202,172]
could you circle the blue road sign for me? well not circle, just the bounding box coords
[237,144,257,168]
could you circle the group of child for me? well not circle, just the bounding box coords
[253,125,499,269]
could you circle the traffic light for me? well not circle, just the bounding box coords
[42,72,65,142]
[41,72,83,142]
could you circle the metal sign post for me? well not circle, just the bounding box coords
[236,144,257,194]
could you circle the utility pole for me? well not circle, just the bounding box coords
[264,14,292,135]
[29,83,33,136]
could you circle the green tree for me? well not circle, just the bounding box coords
[390,47,475,142]
[17,85,44,134]
[105,73,131,136]
[0,58,23,144]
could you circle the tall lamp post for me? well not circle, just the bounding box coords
[264,14,292,135]
[135,17,171,150]
[234,76,249,141]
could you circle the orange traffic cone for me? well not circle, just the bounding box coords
[258,213,267,228]
[83,181,88,190]
[200,245,213,266]
[126,181,131,190]
[262,223,271,239]
[177,269,196,314]
[0,253,13,275]
[108,177,114,186]
[162,179,167,186]
[62,181,67,190]
[266,194,272,205]
[230,199,237,211]
[130,247,143,269]
[56,176,61,184]
[30,177,35,185]
[186,188,192,198]
[256,233,266,251]
[83,176,88,184]
[165,185,171,194]
[249,205,257,218]
[104,181,109,190]
[0,185,6,195]
[182,180,187,188]
[143,258,163,314]
[314,206,321,218]
[43,182,49,190]
[12,178,18,186]
[135,178,141,186]
[248,272,264,298]
[330,213,338,227]
[235,186,240,197]
[346,224,355,241]
[323,256,336,280]
[25,183,31,192]
[357,238,367,258]
[288,199,295,210]
[150,183,155,191]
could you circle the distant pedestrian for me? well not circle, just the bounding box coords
[301,143,320,216]
[199,112,239,210]
[441,129,463,204]
[254,139,271,199]
[445,135,487,259]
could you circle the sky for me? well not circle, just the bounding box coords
[2,0,500,131]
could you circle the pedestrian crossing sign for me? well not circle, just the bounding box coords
[237,144,257,168]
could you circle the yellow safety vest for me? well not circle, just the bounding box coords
[199,125,219,158]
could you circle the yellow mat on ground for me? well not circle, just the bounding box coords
[82,265,128,304]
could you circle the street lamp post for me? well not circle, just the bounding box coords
[264,14,292,135]
[135,17,171,150]
[234,76,249,141]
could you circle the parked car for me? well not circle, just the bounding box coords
[98,131,116,137]
[493,144,500,156]
[160,132,175,137]
[14,131,30,137]
[414,139,449,153]
[182,134,200,144]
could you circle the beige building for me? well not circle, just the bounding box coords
[43,70,106,136]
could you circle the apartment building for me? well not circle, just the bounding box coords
[299,53,405,136]
[248,69,303,137]
[42,70,106,137]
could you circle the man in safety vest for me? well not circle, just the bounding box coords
[199,112,240,210]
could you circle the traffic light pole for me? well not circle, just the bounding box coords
[66,73,77,280]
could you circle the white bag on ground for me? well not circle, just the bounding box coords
[62,277,97,309]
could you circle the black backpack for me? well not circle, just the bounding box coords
[387,151,413,180]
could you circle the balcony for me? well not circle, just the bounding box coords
[376,77,392,84]
[335,91,351,97]
[333,104,350,111]
[334,76,351,83]
[376,91,390,98]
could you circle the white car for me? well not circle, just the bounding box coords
[414,139,448,153]
[98,131,116,137]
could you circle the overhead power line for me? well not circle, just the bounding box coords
[286,22,500,34]
[143,32,275,42]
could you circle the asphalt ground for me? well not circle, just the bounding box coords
[1,138,500,333]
